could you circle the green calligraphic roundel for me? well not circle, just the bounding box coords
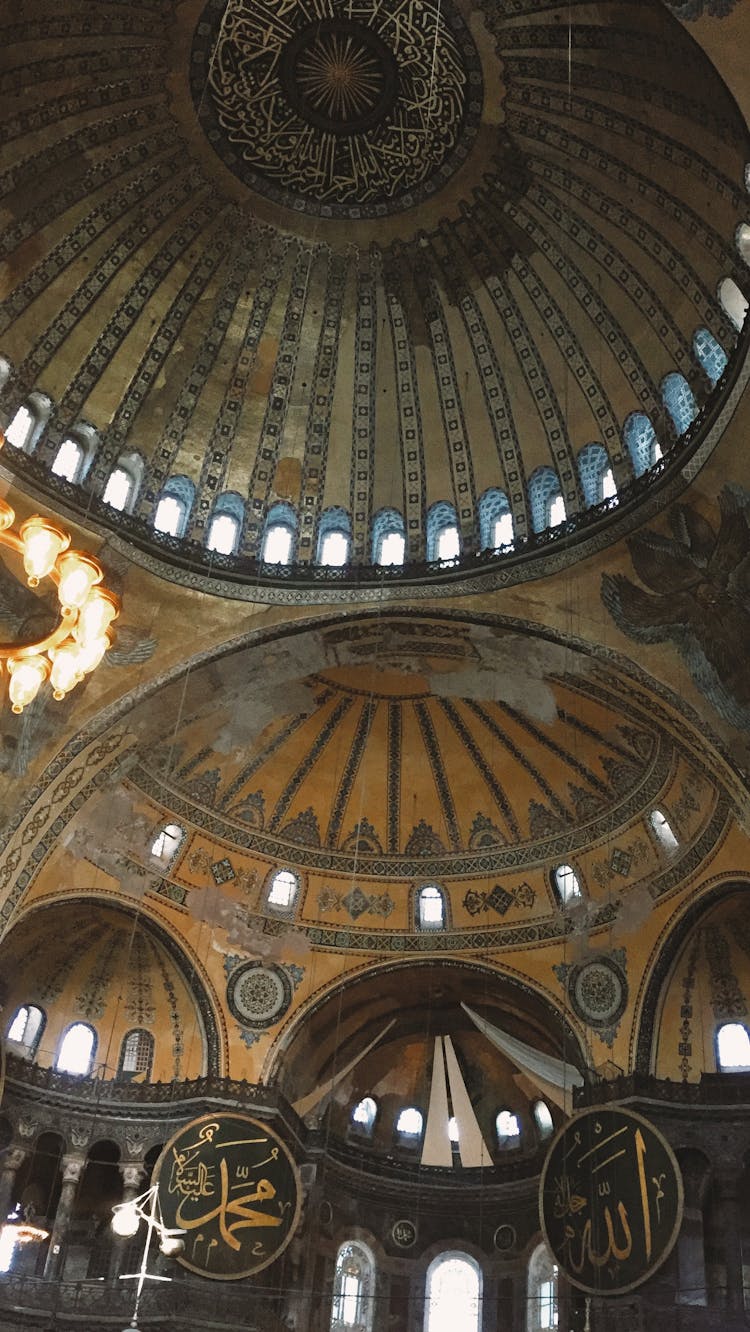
[155,1113,302,1280]
[539,1105,683,1297]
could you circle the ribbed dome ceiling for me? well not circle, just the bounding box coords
[138,660,657,859]
[0,0,747,590]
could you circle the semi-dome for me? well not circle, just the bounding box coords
[0,0,748,597]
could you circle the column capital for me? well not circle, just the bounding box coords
[60,1154,85,1184]
[1,1148,28,1172]
[120,1162,145,1190]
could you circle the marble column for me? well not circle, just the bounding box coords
[0,1148,27,1224]
[43,1154,84,1279]
[109,1162,144,1280]
[716,1168,744,1314]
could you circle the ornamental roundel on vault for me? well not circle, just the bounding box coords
[190,0,483,217]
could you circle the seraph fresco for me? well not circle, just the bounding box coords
[602,486,750,729]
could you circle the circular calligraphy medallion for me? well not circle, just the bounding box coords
[227,962,292,1029]
[493,1223,516,1252]
[570,959,627,1029]
[539,1105,683,1296]
[391,1218,417,1248]
[155,1113,302,1280]
[190,0,483,217]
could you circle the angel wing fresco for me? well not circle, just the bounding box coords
[601,485,750,728]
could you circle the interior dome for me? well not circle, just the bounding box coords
[0,0,747,596]
[0,902,212,1082]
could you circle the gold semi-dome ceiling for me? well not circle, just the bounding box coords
[0,0,748,596]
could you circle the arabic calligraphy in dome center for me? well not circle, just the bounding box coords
[191,0,483,215]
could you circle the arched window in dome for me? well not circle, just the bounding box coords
[51,424,97,484]
[3,393,51,453]
[478,488,514,550]
[262,501,297,565]
[716,1023,750,1072]
[119,1029,154,1078]
[154,476,193,538]
[7,1004,45,1056]
[331,1240,375,1331]
[426,501,460,563]
[424,1251,482,1332]
[693,328,728,387]
[737,222,750,266]
[372,508,406,566]
[266,867,299,913]
[552,863,582,906]
[103,451,143,513]
[56,1022,96,1076]
[395,1106,423,1143]
[417,883,446,931]
[351,1096,378,1135]
[623,412,662,477]
[496,1109,521,1147]
[528,468,565,534]
[207,491,244,556]
[533,1101,554,1140]
[527,1242,558,1331]
[649,807,678,851]
[0,357,10,392]
[718,276,748,331]
[317,508,352,567]
[150,823,183,863]
[577,443,617,507]
[661,373,698,438]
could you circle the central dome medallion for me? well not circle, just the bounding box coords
[191,0,482,216]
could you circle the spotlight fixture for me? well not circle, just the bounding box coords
[0,432,119,712]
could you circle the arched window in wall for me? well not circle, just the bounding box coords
[262,502,297,565]
[150,823,183,862]
[424,1252,482,1332]
[716,1023,750,1072]
[56,1022,96,1076]
[527,1243,558,1331]
[718,276,748,331]
[317,508,352,567]
[3,393,51,453]
[533,1101,554,1140]
[528,468,565,534]
[693,328,728,387]
[736,222,750,266]
[119,1029,154,1078]
[478,488,514,550]
[7,1004,45,1055]
[154,476,194,538]
[417,883,446,931]
[372,508,406,566]
[577,444,616,507]
[649,808,678,851]
[496,1109,521,1147]
[552,863,582,906]
[623,412,662,477]
[102,451,144,513]
[351,1096,378,1135]
[266,868,299,912]
[51,425,97,483]
[331,1240,375,1331]
[426,502,460,562]
[207,491,244,555]
[395,1106,423,1144]
[661,373,698,437]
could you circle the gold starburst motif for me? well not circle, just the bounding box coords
[296,32,384,122]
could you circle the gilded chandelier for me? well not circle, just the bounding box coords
[0,431,119,713]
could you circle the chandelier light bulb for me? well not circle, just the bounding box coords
[111,1200,140,1238]
[48,644,84,699]
[159,1234,184,1257]
[7,656,50,714]
[19,517,70,586]
[75,632,111,676]
[74,587,119,645]
[56,551,103,610]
